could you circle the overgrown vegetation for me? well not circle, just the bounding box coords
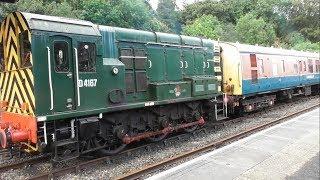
[0,0,318,52]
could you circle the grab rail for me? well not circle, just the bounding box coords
[46,47,54,110]
[74,48,81,107]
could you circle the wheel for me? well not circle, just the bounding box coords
[94,136,127,156]
[183,124,198,133]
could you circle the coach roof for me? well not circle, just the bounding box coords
[228,42,319,58]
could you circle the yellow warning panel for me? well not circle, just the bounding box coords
[220,42,242,95]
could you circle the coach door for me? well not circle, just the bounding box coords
[49,36,76,112]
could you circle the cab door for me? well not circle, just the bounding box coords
[50,36,76,112]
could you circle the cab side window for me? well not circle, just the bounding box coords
[54,42,69,72]
[78,42,96,72]
[0,43,4,71]
[20,30,32,68]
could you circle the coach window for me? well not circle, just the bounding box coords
[298,61,302,72]
[54,42,69,72]
[281,60,285,73]
[0,43,4,71]
[258,58,264,74]
[78,42,96,72]
[250,54,257,67]
[308,59,313,73]
[316,60,320,72]
[303,61,306,72]
[20,30,32,68]
[294,64,298,74]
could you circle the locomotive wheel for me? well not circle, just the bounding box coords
[183,124,198,133]
[94,136,127,156]
[182,115,199,133]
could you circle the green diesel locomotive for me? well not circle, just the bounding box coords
[0,12,221,161]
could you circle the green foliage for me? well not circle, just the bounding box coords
[0,0,318,52]
[219,23,238,42]
[288,0,320,42]
[180,0,318,52]
[235,13,276,46]
[180,0,234,24]
[0,0,82,20]
[80,0,167,31]
[0,0,168,31]
[282,31,320,52]
[182,15,222,40]
[292,41,320,52]
[157,0,181,33]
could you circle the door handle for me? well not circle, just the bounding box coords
[67,72,73,78]
[148,60,152,68]
[180,61,184,68]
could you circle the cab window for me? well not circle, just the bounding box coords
[0,43,4,71]
[54,42,69,72]
[20,30,32,68]
[78,42,96,72]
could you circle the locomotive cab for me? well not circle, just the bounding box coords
[0,11,104,150]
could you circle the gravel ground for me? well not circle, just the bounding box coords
[0,95,319,180]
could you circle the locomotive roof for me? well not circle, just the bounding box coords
[15,12,216,48]
[225,42,319,58]
[21,12,101,36]
[99,25,215,48]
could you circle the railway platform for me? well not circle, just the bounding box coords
[148,108,320,180]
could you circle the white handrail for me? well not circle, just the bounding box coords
[47,47,54,110]
[74,48,81,106]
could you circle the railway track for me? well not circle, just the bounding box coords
[0,155,50,173]
[0,96,318,179]
[116,103,319,180]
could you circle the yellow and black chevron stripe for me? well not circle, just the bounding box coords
[0,12,35,116]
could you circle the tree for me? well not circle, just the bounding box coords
[0,0,82,20]
[180,0,234,25]
[157,0,181,33]
[288,0,320,42]
[292,41,320,52]
[81,0,167,31]
[182,15,222,40]
[236,13,276,46]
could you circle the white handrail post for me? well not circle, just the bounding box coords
[74,48,81,107]
[47,47,54,110]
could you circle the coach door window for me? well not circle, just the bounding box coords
[0,43,4,71]
[316,60,320,72]
[308,59,313,73]
[54,42,69,72]
[298,61,303,72]
[294,64,298,74]
[78,42,96,72]
[258,58,264,75]
[250,54,258,83]
[20,30,32,68]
